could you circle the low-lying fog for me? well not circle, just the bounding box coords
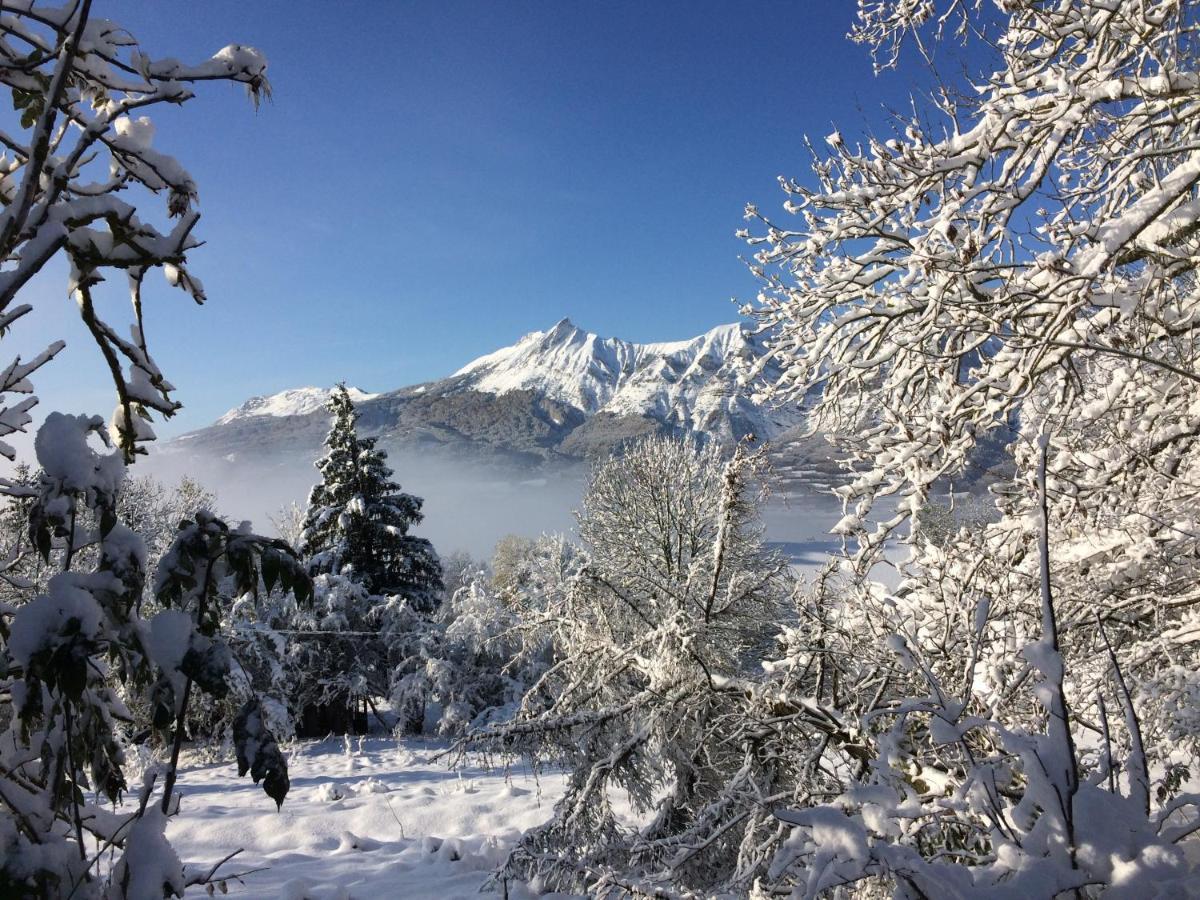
[139,450,853,569]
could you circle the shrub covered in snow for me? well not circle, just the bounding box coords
[2,415,309,896]
[390,546,558,736]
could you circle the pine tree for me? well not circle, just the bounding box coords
[299,384,443,611]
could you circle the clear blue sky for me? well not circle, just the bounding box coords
[18,1,935,437]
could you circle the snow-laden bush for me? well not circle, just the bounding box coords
[285,572,396,732]
[175,585,297,756]
[2,416,309,896]
[457,436,793,894]
[390,549,557,736]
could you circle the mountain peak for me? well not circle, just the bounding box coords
[447,318,796,438]
[540,317,586,346]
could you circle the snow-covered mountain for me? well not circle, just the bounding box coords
[150,319,848,553]
[163,318,835,498]
[216,386,377,425]
[450,318,799,439]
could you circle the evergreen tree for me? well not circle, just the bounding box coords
[299,384,443,611]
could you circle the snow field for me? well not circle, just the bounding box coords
[165,738,567,899]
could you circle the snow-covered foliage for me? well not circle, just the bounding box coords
[151,509,309,795]
[740,0,1200,894]
[0,4,293,894]
[0,469,216,606]
[0,414,308,896]
[0,1,270,465]
[390,546,555,737]
[118,475,216,584]
[459,436,793,894]
[760,446,1200,897]
[285,571,393,730]
[299,384,443,610]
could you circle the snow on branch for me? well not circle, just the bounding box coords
[0,1,271,460]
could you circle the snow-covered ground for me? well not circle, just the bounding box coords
[165,737,566,899]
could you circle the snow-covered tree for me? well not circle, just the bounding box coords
[763,445,1199,897]
[2,416,309,896]
[0,2,287,893]
[461,436,791,894]
[269,499,307,548]
[299,384,443,611]
[390,548,554,736]
[285,572,391,734]
[741,0,1200,893]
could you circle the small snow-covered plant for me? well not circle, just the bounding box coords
[299,384,443,610]
[143,586,293,760]
[460,436,791,894]
[438,548,482,603]
[0,463,44,605]
[118,474,217,590]
[269,499,307,549]
[913,491,997,551]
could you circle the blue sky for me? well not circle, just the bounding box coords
[19,1,937,436]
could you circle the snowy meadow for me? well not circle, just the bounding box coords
[163,738,569,900]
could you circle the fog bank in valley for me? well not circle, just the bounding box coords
[139,448,852,567]
[139,450,589,560]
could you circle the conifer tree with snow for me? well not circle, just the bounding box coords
[299,384,443,611]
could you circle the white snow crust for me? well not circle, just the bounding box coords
[164,737,569,898]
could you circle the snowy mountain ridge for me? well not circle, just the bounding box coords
[168,318,828,491]
[209,318,800,443]
[158,318,847,542]
[449,318,788,436]
[216,385,377,425]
